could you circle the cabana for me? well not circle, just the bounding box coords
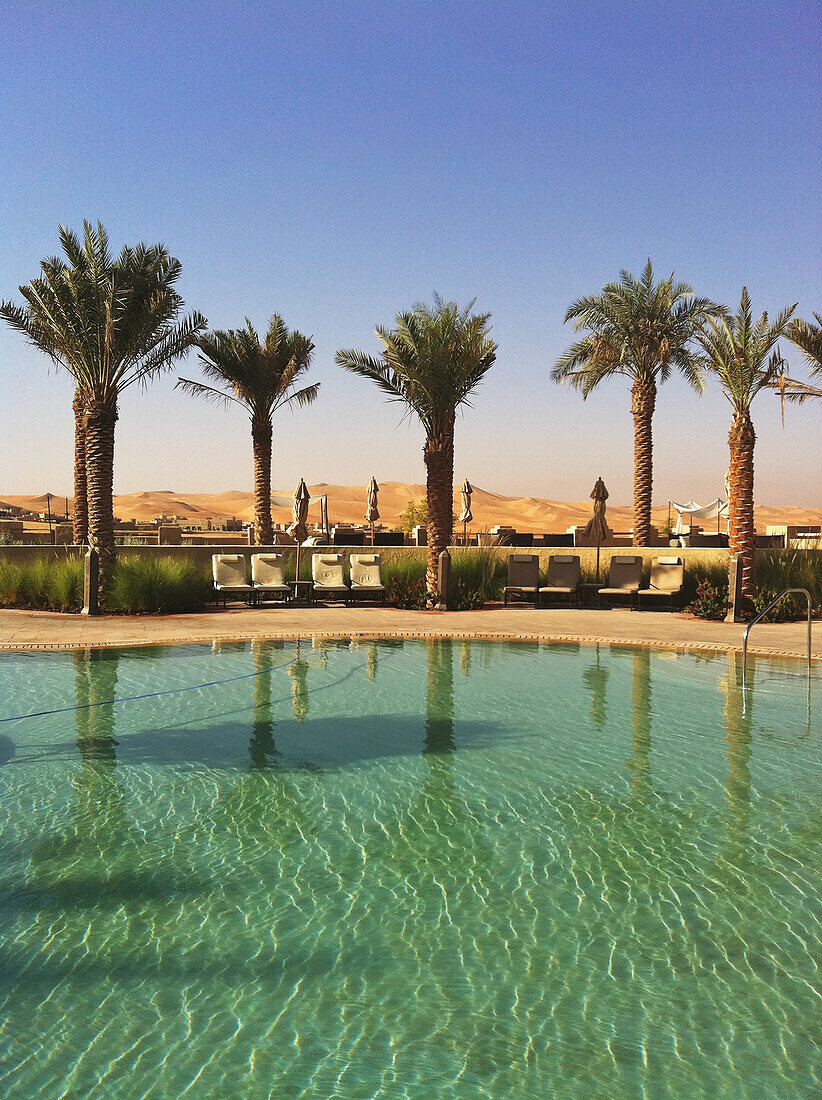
[667,498,728,535]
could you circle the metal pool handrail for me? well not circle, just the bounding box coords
[741,588,813,703]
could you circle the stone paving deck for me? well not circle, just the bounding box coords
[0,606,819,661]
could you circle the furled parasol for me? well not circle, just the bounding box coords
[365,476,380,545]
[458,479,473,545]
[582,476,610,581]
[288,478,310,581]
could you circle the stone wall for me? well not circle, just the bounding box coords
[0,542,732,575]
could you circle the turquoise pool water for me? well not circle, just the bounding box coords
[0,639,819,1098]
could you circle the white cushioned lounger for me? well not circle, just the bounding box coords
[312,553,350,603]
[212,554,254,606]
[350,554,386,603]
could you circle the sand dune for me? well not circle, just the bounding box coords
[2,484,820,533]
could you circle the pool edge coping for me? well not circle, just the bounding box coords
[1,630,818,663]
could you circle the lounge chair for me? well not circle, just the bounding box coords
[503,553,540,606]
[212,554,255,607]
[350,554,386,604]
[598,555,643,610]
[251,553,291,604]
[312,553,350,604]
[638,556,684,611]
[539,554,581,608]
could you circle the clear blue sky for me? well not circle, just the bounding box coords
[1,0,820,505]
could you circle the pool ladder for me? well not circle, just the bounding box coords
[741,588,814,716]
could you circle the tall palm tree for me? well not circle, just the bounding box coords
[553,261,721,545]
[696,288,795,600]
[177,316,317,545]
[1,221,204,601]
[336,295,497,604]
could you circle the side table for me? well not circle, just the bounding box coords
[290,579,314,606]
[578,583,602,609]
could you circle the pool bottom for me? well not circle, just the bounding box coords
[0,640,819,1098]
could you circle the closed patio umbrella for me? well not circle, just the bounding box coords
[582,476,610,581]
[288,478,310,581]
[365,476,380,545]
[458,479,473,545]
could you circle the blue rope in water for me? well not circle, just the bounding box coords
[0,656,299,724]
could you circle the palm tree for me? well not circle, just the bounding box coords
[177,316,317,545]
[336,295,497,604]
[553,261,721,545]
[773,312,822,406]
[696,288,795,600]
[1,222,204,602]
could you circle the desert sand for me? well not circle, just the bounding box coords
[3,485,820,533]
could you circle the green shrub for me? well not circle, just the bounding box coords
[0,559,23,606]
[283,553,313,583]
[754,550,822,611]
[398,499,428,535]
[385,574,427,609]
[688,577,729,620]
[18,558,56,609]
[45,558,84,611]
[678,560,726,605]
[383,556,427,609]
[451,546,506,609]
[750,589,807,623]
[106,557,212,614]
[0,556,84,611]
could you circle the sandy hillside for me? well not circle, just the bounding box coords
[3,485,821,533]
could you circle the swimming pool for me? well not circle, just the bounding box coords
[0,639,819,1098]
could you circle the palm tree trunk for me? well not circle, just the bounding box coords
[84,398,118,606]
[251,418,273,545]
[424,425,455,605]
[728,410,756,599]
[72,389,88,544]
[631,379,656,546]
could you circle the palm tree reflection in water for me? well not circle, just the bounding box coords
[30,651,127,880]
[423,640,457,808]
[626,648,652,800]
[720,653,753,836]
[249,639,284,770]
[74,649,119,766]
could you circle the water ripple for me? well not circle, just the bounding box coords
[0,641,819,1098]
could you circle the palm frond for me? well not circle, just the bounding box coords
[697,288,797,414]
[181,314,317,427]
[175,377,241,410]
[283,382,321,409]
[787,312,822,379]
[336,296,498,441]
[1,221,202,405]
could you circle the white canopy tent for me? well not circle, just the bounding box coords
[271,491,330,541]
[668,498,728,535]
